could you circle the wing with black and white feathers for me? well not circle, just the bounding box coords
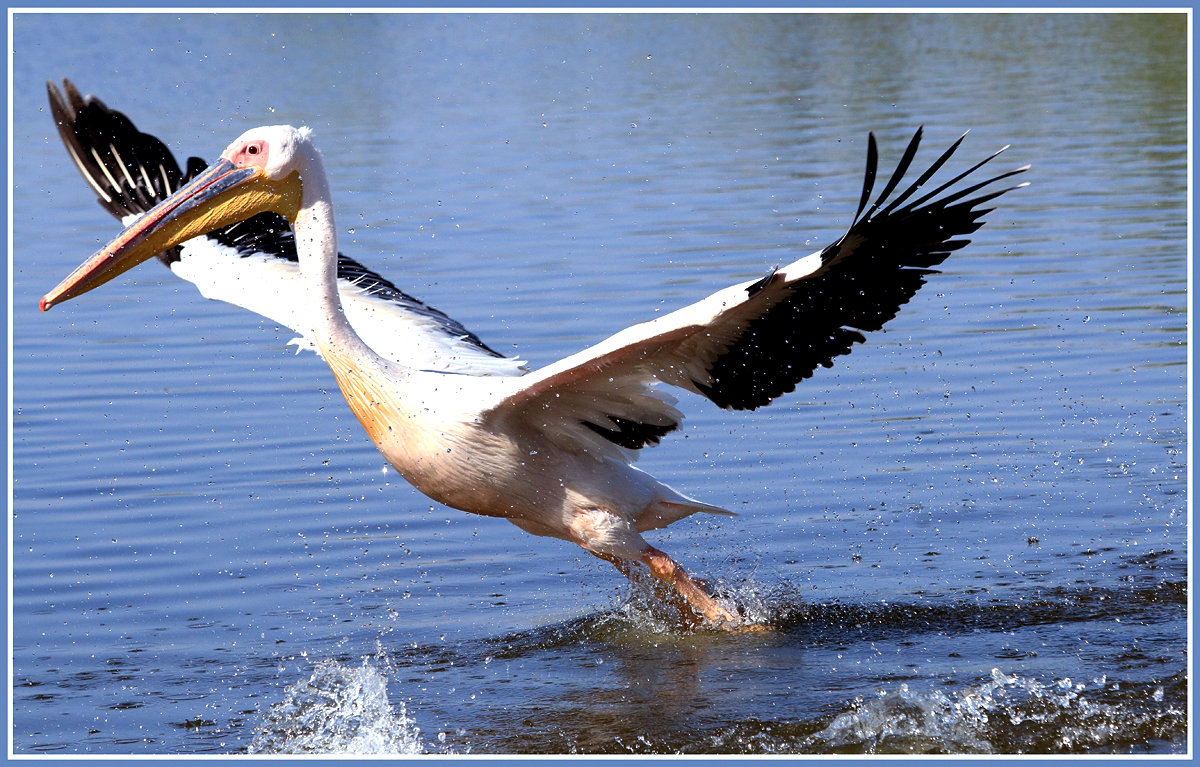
[47,78,522,375]
[479,128,1027,460]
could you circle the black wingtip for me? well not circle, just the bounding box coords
[47,77,189,219]
[854,132,880,222]
[859,126,924,223]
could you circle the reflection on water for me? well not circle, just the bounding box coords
[11,11,1187,756]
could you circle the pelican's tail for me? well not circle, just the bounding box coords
[636,494,735,533]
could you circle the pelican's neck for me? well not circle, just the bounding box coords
[290,143,389,371]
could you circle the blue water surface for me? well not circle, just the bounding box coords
[10,11,1188,756]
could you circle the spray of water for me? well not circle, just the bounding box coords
[247,657,424,755]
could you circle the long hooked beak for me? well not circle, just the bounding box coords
[40,159,300,311]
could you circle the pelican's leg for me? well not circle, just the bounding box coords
[640,546,744,628]
[593,547,743,629]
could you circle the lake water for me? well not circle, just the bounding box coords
[10,11,1188,757]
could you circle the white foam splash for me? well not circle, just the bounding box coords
[247,658,423,755]
[804,668,1184,754]
[808,674,998,753]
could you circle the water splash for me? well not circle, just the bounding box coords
[804,674,1000,753]
[609,570,781,634]
[803,668,1185,754]
[247,658,423,755]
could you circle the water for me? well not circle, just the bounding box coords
[10,11,1188,756]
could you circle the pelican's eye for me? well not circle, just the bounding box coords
[227,139,270,168]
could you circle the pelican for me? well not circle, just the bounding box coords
[41,117,1026,628]
[46,79,522,375]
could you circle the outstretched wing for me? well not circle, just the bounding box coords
[479,128,1028,459]
[46,78,522,375]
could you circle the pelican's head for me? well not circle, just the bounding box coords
[221,124,314,182]
[40,124,312,311]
